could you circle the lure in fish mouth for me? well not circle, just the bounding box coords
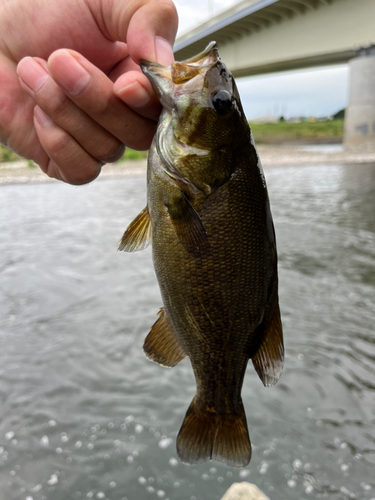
[119,42,284,467]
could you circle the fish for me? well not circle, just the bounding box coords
[118,42,284,468]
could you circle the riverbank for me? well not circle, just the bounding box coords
[249,119,344,144]
[1,143,375,185]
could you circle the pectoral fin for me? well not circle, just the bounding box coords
[118,206,151,252]
[167,193,209,255]
[252,301,284,387]
[143,308,186,367]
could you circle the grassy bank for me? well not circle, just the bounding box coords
[1,119,345,163]
[0,145,23,163]
[0,144,146,164]
[249,119,344,144]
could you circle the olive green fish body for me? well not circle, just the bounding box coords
[119,43,284,467]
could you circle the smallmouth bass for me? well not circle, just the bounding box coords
[119,42,284,467]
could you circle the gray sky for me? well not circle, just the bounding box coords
[173,0,349,119]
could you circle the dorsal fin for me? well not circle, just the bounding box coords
[118,206,151,252]
[252,301,284,387]
[143,308,186,368]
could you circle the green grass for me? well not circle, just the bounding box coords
[1,120,344,163]
[0,144,147,164]
[120,148,148,161]
[0,144,23,163]
[249,119,344,144]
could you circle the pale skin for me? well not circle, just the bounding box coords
[0,0,178,184]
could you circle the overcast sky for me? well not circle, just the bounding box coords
[173,0,349,119]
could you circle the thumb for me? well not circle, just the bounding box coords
[97,0,178,65]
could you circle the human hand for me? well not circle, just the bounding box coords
[0,0,178,184]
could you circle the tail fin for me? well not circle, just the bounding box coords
[176,398,251,467]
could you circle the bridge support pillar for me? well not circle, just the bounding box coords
[344,46,375,148]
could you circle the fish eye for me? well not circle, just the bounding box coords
[211,90,233,115]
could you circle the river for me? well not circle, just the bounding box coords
[0,160,374,500]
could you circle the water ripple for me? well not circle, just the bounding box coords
[0,165,375,499]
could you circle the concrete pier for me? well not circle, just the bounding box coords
[344,46,375,148]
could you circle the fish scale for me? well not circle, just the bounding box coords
[119,42,284,467]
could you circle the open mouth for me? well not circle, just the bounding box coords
[140,42,220,94]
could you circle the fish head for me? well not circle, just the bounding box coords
[141,42,245,152]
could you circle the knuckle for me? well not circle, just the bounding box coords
[46,131,71,158]
[126,126,155,151]
[95,140,125,163]
[150,0,178,30]
[42,91,70,119]
[160,0,178,20]
[38,124,101,185]
[88,90,116,117]
[37,157,50,175]
[64,165,101,185]
[45,160,62,181]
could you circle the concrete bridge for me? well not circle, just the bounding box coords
[174,0,375,147]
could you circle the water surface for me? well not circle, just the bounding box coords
[1,162,374,500]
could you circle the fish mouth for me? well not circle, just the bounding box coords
[178,41,218,66]
[140,62,173,109]
[141,41,219,105]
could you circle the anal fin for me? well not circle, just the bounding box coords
[252,301,284,387]
[118,206,151,252]
[143,308,186,368]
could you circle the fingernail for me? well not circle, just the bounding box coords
[34,106,52,127]
[155,37,174,66]
[115,81,150,108]
[17,57,48,93]
[50,51,90,96]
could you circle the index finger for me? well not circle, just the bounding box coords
[48,49,156,150]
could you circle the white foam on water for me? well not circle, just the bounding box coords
[47,474,58,485]
[158,437,173,449]
[259,462,269,475]
[293,459,302,469]
[61,433,68,443]
[40,436,49,446]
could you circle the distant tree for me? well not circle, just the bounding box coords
[279,116,285,122]
[333,108,345,120]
